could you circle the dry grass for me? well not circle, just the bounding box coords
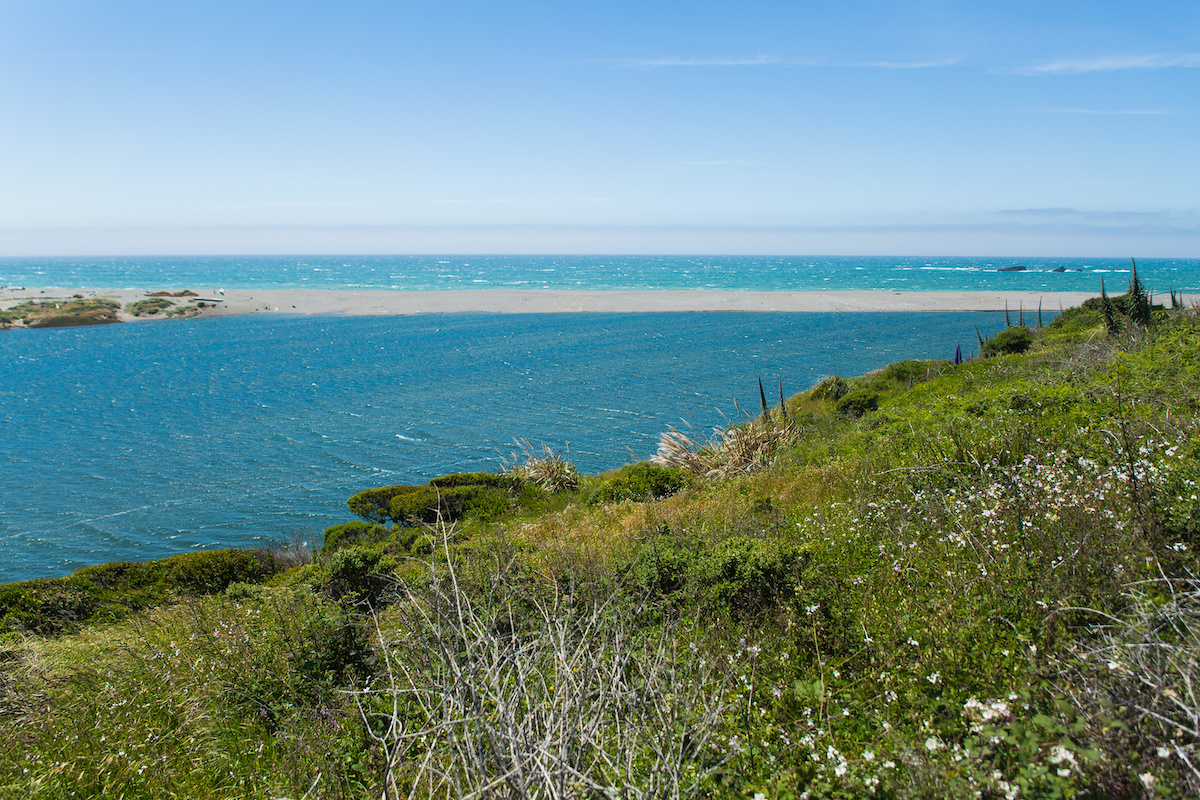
[359,528,735,799]
[652,416,804,480]
[1060,567,1200,793]
[503,439,580,492]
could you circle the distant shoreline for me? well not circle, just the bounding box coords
[0,286,1103,323]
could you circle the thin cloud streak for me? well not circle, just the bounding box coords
[849,58,958,70]
[671,160,764,168]
[620,55,956,70]
[622,55,779,68]
[55,51,137,59]
[1020,108,1172,116]
[1004,53,1200,75]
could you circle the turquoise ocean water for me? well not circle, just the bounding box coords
[2,255,1198,582]
[2,254,1198,294]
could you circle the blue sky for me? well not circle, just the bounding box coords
[0,0,1197,256]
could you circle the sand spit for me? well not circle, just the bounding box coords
[0,286,1101,322]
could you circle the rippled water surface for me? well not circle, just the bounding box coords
[3,254,1198,294]
[2,311,1016,581]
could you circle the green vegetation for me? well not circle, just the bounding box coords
[0,297,121,328]
[126,297,176,316]
[3,298,1200,798]
[0,547,305,636]
[127,292,210,318]
[980,324,1034,357]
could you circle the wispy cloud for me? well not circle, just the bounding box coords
[1004,53,1200,75]
[670,160,764,168]
[219,202,350,208]
[848,58,958,70]
[434,198,522,205]
[1019,108,1172,116]
[56,51,136,59]
[620,55,956,70]
[622,55,779,68]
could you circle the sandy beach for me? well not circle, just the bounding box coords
[0,286,1101,321]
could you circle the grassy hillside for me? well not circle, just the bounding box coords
[2,300,1198,799]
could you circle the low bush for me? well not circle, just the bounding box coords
[321,520,392,555]
[587,462,689,505]
[874,359,939,389]
[126,297,175,316]
[0,548,285,636]
[834,389,879,418]
[323,544,398,605]
[346,485,426,524]
[981,326,1034,357]
[163,549,276,593]
[429,471,522,490]
[812,374,851,401]
[691,535,807,615]
[347,472,528,525]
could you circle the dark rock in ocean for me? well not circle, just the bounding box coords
[1052,266,1066,273]
[998,266,1027,272]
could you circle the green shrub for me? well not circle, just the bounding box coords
[321,520,392,555]
[876,359,933,387]
[0,549,287,636]
[323,544,397,605]
[348,473,525,525]
[981,326,1034,357]
[347,485,426,523]
[1046,306,1103,339]
[429,471,522,490]
[0,578,99,635]
[163,549,275,593]
[812,375,850,401]
[620,530,701,602]
[691,536,807,615]
[388,484,513,524]
[834,389,879,418]
[588,462,689,505]
[126,297,175,316]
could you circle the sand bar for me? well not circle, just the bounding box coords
[1,286,1101,321]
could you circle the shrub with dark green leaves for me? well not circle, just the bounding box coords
[163,549,275,593]
[323,544,398,605]
[347,472,526,525]
[834,389,879,419]
[875,359,935,388]
[347,485,427,524]
[691,536,806,615]
[587,462,688,506]
[429,472,522,490]
[0,548,284,636]
[389,484,512,524]
[981,326,1033,357]
[812,375,850,401]
[321,520,392,555]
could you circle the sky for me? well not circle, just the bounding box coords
[0,0,1197,256]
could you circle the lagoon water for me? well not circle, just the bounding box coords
[3,254,1199,583]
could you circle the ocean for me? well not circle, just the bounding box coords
[2,254,1198,583]
[1,254,1198,294]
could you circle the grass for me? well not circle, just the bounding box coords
[2,301,1200,797]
